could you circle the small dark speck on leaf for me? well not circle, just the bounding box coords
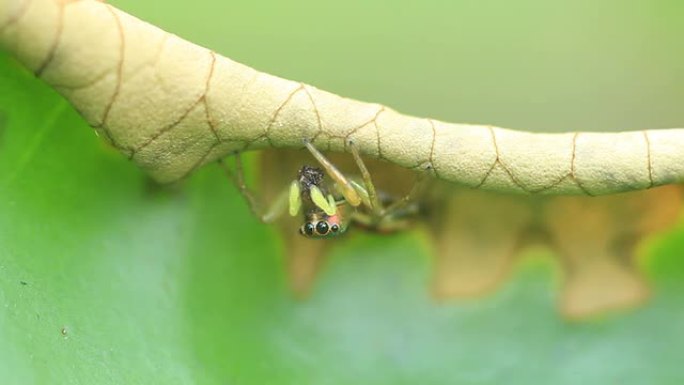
[61,327,68,338]
[20,281,27,286]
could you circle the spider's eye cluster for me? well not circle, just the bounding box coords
[300,220,341,237]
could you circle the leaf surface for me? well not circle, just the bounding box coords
[2,0,684,383]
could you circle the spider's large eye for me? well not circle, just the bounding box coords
[303,222,315,236]
[315,221,329,235]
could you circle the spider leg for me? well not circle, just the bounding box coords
[350,211,414,233]
[304,141,363,208]
[380,169,430,219]
[348,141,383,216]
[218,154,292,223]
[348,173,428,232]
[305,140,429,231]
[348,140,430,221]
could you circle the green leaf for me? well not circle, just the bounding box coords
[3,50,684,384]
[2,0,684,383]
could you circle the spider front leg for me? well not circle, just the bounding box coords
[304,141,366,209]
[218,154,301,223]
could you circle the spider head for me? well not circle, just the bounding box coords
[299,210,348,239]
[290,165,349,238]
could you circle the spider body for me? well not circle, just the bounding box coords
[296,166,325,203]
[223,141,427,239]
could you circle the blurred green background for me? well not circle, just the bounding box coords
[1,0,684,383]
